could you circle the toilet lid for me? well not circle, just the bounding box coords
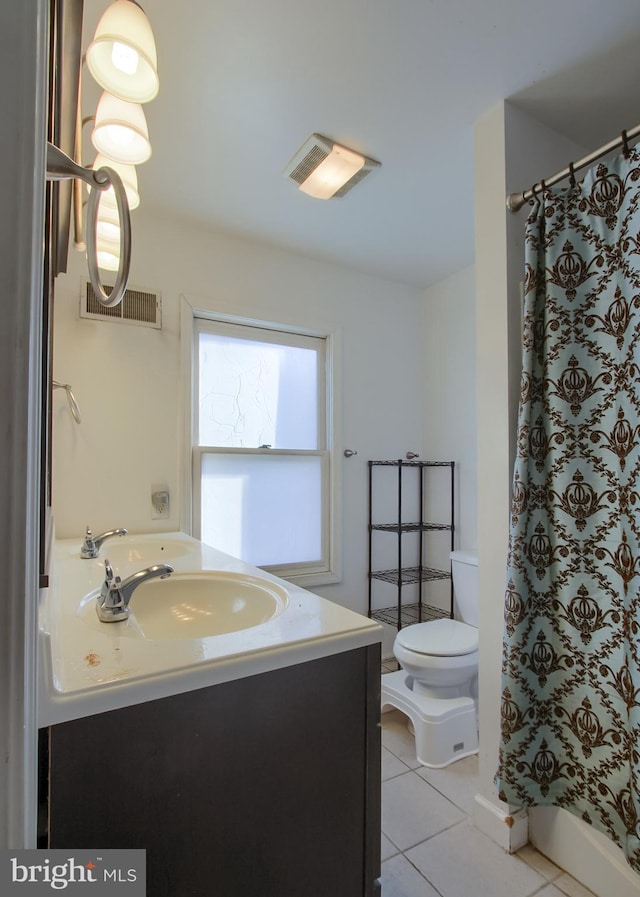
[395,619,478,657]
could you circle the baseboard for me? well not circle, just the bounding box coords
[530,807,640,897]
[473,792,528,853]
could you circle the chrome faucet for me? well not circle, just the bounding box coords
[81,526,128,559]
[96,560,174,622]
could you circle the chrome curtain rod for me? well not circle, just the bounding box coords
[506,123,640,212]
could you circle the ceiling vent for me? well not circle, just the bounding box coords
[284,134,380,199]
[80,280,162,329]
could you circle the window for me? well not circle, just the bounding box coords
[191,315,339,583]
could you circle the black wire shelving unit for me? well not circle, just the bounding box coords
[367,459,455,631]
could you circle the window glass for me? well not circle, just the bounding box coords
[198,331,318,449]
[200,452,323,567]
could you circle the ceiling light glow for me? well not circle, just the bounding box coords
[284,134,380,199]
[299,146,365,200]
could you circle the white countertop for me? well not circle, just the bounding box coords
[39,532,382,727]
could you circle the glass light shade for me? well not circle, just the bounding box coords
[86,0,159,103]
[299,145,365,199]
[96,204,122,243]
[91,91,151,165]
[95,234,121,271]
[92,154,140,210]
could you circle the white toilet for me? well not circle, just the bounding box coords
[381,550,479,768]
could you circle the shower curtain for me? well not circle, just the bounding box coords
[497,146,640,871]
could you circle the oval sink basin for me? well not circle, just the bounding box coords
[78,571,288,640]
[130,571,289,639]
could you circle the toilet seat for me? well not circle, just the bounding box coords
[395,619,478,657]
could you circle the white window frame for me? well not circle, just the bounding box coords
[180,296,342,586]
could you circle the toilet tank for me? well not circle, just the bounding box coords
[450,550,479,627]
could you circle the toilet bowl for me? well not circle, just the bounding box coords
[381,550,479,768]
[394,618,478,699]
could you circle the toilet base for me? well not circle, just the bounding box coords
[381,669,478,769]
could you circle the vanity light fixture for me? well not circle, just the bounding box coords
[96,234,122,271]
[79,1,156,285]
[284,134,380,199]
[95,203,122,244]
[86,0,160,104]
[91,91,152,165]
[49,0,160,307]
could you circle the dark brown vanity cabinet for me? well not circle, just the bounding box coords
[45,645,381,896]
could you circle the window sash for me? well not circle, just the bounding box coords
[194,318,326,451]
[192,447,330,577]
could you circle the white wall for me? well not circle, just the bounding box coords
[422,264,477,553]
[52,212,426,615]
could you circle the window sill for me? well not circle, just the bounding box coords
[275,570,342,588]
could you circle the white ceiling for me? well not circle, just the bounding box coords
[81,0,640,289]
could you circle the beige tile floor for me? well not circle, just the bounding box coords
[380,704,597,897]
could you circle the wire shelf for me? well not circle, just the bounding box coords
[371,602,450,627]
[367,458,456,630]
[370,522,452,533]
[369,460,455,468]
[370,565,451,586]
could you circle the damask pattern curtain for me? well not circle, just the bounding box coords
[497,147,640,871]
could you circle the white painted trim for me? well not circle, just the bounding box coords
[0,0,48,848]
[530,807,640,897]
[179,294,195,533]
[188,303,335,340]
[325,326,343,584]
[473,793,528,853]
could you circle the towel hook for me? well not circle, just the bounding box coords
[52,381,82,424]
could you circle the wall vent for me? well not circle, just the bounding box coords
[80,281,162,329]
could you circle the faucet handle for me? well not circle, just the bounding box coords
[98,560,127,620]
[103,561,122,589]
[81,526,97,559]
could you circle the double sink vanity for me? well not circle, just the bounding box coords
[39,531,382,896]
